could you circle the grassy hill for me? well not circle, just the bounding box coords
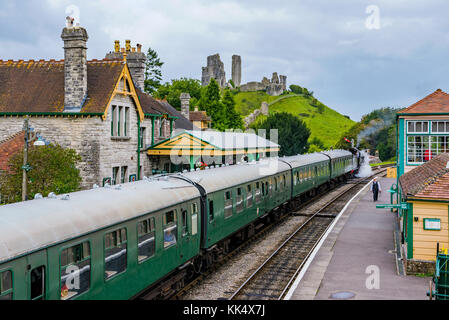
[234,91,355,150]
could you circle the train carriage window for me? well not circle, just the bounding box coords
[246,185,253,208]
[181,209,189,236]
[274,178,278,191]
[236,188,244,213]
[163,210,178,248]
[255,183,262,203]
[283,175,287,188]
[104,229,127,280]
[209,200,214,223]
[0,270,12,300]
[192,203,199,235]
[138,218,156,263]
[30,266,45,300]
[224,191,233,219]
[266,181,270,196]
[60,242,90,300]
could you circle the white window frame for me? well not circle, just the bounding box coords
[431,121,449,134]
[406,120,429,134]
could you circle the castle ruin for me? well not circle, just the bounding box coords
[201,54,287,96]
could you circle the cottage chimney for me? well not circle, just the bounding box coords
[106,41,146,91]
[180,93,191,120]
[61,19,88,111]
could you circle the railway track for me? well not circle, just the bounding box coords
[150,166,390,300]
[228,169,387,300]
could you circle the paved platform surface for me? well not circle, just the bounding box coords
[289,177,431,300]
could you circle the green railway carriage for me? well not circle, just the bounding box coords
[0,150,358,300]
[322,150,355,179]
[0,178,202,300]
[181,160,292,249]
[282,153,331,199]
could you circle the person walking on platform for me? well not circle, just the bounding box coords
[371,177,381,202]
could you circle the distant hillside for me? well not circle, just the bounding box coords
[234,91,355,150]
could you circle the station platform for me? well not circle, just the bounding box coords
[288,177,431,300]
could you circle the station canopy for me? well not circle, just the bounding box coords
[147,130,280,157]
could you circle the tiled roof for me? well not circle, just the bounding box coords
[399,153,449,199]
[0,59,124,114]
[0,131,25,172]
[398,89,449,114]
[156,99,197,130]
[189,111,211,122]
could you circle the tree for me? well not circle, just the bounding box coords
[199,78,224,129]
[0,144,82,204]
[308,137,325,152]
[155,78,202,110]
[252,112,311,157]
[289,85,303,94]
[144,47,164,95]
[222,89,244,130]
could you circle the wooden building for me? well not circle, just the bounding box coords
[399,153,449,272]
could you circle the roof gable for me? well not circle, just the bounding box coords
[398,89,449,115]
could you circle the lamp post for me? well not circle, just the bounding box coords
[22,119,30,201]
[21,118,44,201]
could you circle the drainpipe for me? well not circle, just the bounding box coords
[151,116,155,145]
[137,116,141,180]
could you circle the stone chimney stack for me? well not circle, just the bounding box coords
[106,40,146,91]
[61,17,89,111]
[180,93,191,120]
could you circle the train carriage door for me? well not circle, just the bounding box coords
[179,205,192,263]
[26,250,47,300]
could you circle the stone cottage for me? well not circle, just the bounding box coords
[0,20,192,189]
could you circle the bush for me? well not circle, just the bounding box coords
[0,144,82,204]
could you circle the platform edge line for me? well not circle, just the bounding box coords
[284,178,374,300]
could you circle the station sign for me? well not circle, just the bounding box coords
[424,218,441,231]
[376,203,408,210]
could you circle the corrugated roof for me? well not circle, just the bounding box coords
[184,130,279,150]
[281,153,330,168]
[181,159,291,193]
[0,177,200,263]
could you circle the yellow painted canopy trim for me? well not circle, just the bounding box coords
[102,64,145,122]
[147,132,279,156]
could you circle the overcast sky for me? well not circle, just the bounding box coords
[1,0,448,121]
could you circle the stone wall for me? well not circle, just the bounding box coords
[244,101,270,128]
[405,259,436,275]
[240,72,287,96]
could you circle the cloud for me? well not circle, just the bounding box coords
[0,0,448,121]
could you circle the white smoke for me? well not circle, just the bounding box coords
[356,110,396,147]
[355,150,373,178]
